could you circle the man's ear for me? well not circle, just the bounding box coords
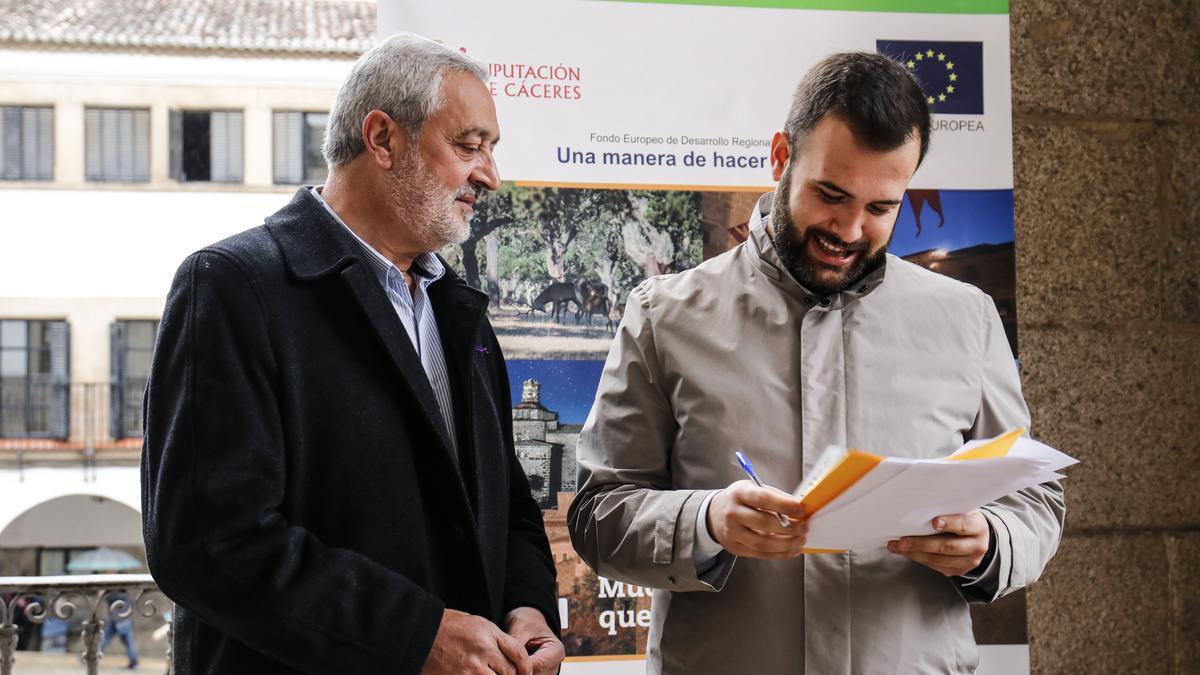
[770,131,791,183]
[361,110,407,170]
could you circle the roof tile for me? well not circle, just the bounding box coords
[0,0,376,55]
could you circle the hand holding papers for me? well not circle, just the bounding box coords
[795,429,1077,552]
[886,510,992,577]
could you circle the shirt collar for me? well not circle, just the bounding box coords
[310,185,446,288]
[747,191,886,308]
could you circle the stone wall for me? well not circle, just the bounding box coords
[1011,2,1200,672]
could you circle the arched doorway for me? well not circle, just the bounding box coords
[0,490,148,654]
[0,494,143,550]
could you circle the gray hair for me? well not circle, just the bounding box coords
[323,32,489,168]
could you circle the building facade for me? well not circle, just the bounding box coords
[512,378,583,508]
[0,0,373,573]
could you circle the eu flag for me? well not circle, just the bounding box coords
[876,40,984,115]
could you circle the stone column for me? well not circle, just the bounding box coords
[1011,2,1200,672]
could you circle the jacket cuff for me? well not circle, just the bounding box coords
[694,490,725,564]
[957,507,1013,603]
[655,489,735,592]
[396,592,446,674]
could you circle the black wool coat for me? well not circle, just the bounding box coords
[141,188,558,674]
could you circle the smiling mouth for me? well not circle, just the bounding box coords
[810,233,863,264]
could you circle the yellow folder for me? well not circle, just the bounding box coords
[947,427,1025,461]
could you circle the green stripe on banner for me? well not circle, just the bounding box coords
[592,0,1008,13]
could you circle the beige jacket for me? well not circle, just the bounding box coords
[568,195,1065,674]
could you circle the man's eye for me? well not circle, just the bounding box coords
[817,190,843,203]
[867,205,891,216]
[458,144,481,154]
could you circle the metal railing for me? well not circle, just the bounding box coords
[0,574,167,675]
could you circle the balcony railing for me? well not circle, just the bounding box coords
[0,382,143,478]
[0,574,166,675]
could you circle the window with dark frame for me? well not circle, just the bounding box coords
[110,320,158,439]
[84,107,150,182]
[0,105,54,181]
[273,111,328,184]
[170,110,244,183]
[0,319,70,439]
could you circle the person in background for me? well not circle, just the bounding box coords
[100,591,138,670]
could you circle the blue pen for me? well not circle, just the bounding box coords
[734,451,792,529]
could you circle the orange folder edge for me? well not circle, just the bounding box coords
[948,427,1026,461]
[798,449,885,554]
[799,449,885,515]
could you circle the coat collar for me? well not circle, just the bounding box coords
[264,187,489,313]
[264,187,362,280]
[747,192,887,310]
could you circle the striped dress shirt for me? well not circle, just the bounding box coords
[311,187,459,456]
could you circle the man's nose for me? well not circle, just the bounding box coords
[473,152,500,191]
[832,207,867,243]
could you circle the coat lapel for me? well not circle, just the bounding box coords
[339,263,458,462]
[265,188,467,499]
[428,271,491,497]
[428,272,502,613]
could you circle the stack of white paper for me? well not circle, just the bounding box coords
[797,430,1077,552]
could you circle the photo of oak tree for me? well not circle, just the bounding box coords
[441,184,706,359]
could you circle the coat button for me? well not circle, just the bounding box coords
[858,285,869,294]
[819,298,832,307]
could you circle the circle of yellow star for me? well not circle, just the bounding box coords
[907,46,963,110]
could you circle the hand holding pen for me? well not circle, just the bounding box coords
[703,451,809,560]
[736,451,793,529]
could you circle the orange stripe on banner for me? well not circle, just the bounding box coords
[565,654,648,663]
[512,180,773,192]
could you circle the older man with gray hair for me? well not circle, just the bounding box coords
[143,33,563,675]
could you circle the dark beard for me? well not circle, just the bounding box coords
[768,166,888,297]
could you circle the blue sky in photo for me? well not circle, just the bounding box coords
[507,359,605,424]
[888,189,1014,257]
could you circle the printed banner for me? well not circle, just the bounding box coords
[381,0,1012,191]
[379,2,1023,672]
